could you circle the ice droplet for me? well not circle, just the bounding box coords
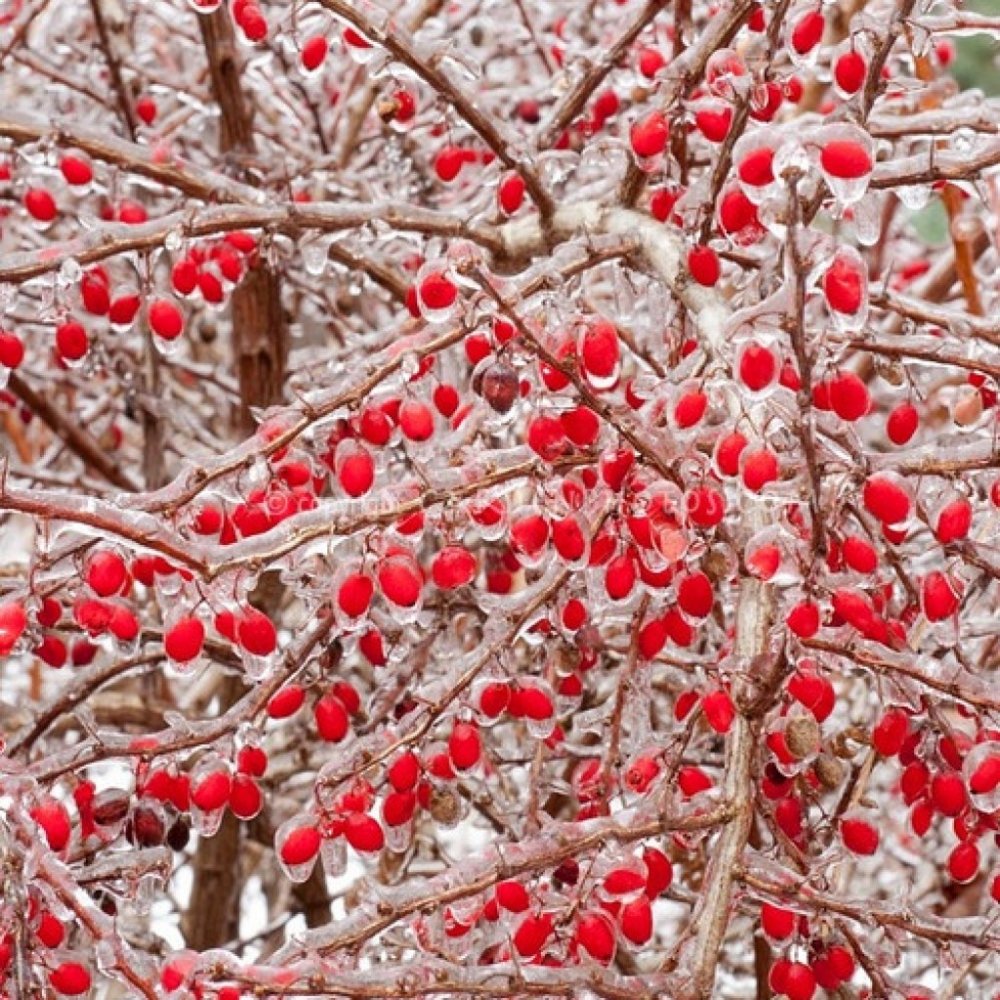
[57,257,82,287]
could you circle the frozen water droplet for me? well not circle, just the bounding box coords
[301,237,329,276]
[320,834,347,878]
[58,258,82,287]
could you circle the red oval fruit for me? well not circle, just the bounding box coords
[630,110,669,157]
[164,617,205,662]
[148,299,185,340]
[886,401,918,445]
[279,824,321,865]
[840,816,879,855]
[834,50,867,93]
[687,245,721,286]
[820,140,873,179]
[432,546,477,589]
[49,962,91,996]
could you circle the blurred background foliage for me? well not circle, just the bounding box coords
[952,0,1000,95]
[905,1,1000,245]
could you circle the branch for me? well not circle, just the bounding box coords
[316,0,553,216]
[536,0,669,149]
[498,201,727,351]
[0,111,258,202]
[276,801,730,961]
[0,199,501,284]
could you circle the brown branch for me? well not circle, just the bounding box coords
[88,0,139,140]
[0,111,256,202]
[536,0,669,149]
[6,372,140,492]
[742,866,1000,952]
[278,800,731,961]
[0,200,501,285]
[334,0,445,167]
[315,0,553,216]
[617,0,755,208]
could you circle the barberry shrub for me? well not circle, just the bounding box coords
[0,1,999,998]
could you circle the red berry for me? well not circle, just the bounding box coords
[931,770,967,816]
[718,187,758,235]
[80,268,111,315]
[398,399,434,441]
[279,824,321,865]
[300,35,328,71]
[605,553,636,600]
[344,813,384,852]
[823,253,865,314]
[24,187,57,221]
[687,485,726,528]
[49,962,91,996]
[829,371,870,420]
[741,447,779,492]
[499,172,526,214]
[579,320,620,378]
[687,245,720,286]
[86,550,127,597]
[862,475,910,524]
[922,571,960,622]
[835,50,867,93]
[148,299,185,340]
[527,413,568,460]
[338,573,374,617]
[779,961,817,1000]
[337,445,375,497]
[419,271,457,310]
[820,140,873,179]
[267,684,305,719]
[434,146,465,182]
[378,553,423,606]
[715,430,748,476]
[702,690,735,734]
[496,880,531,912]
[229,774,263,819]
[630,111,669,158]
[514,912,553,956]
[314,694,350,742]
[791,10,824,55]
[60,155,93,186]
[432,546,477,589]
[237,609,278,656]
[55,321,89,361]
[619,896,653,944]
[695,103,732,142]
[934,498,972,544]
[576,911,616,963]
[237,746,268,777]
[31,799,72,851]
[191,770,232,812]
[886,401,919,445]
[786,601,820,639]
[872,708,909,756]
[738,147,775,186]
[164,616,205,663]
[738,342,776,391]
[0,331,24,368]
[840,816,879,855]
[948,841,980,883]
[637,46,665,78]
[137,95,158,124]
[449,721,481,770]
[677,571,713,618]
[761,903,796,940]
[674,389,708,429]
